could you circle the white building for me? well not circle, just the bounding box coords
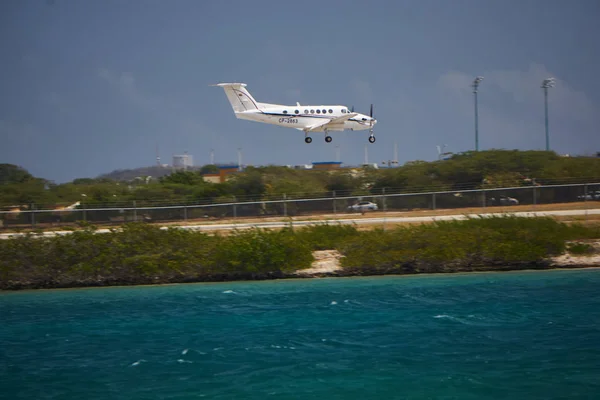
[173,153,193,170]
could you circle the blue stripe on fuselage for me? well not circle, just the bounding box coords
[260,112,362,122]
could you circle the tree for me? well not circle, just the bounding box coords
[160,171,204,186]
[199,164,219,174]
[0,164,35,185]
[228,168,266,199]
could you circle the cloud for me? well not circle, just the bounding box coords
[97,68,161,111]
[39,92,72,115]
[438,64,597,123]
[0,119,38,144]
[351,79,373,104]
[436,64,600,151]
[96,67,218,154]
[285,88,302,101]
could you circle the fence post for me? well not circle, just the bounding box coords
[583,183,588,219]
[233,197,237,218]
[481,189,486,210]
[332,191,336,214]
[30,203,35,228]
[184,204,188,221]
[133,201,137,222]
[283,193,288,217]
[383,187,387,211]
[82,202,86,222]
[532,186,537,208]
[432,193,436,210]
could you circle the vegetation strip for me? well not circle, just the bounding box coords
[1,216,599,290]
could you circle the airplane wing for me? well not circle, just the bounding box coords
[306,113,358,131]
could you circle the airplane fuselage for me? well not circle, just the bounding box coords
[236,105,373,132]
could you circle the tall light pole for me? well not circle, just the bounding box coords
[541,77,555,151]
[472,76,484,151]
[437,144,448,160]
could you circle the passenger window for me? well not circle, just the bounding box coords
[304,109,309,114]
[295,110,299,114]
[316,109,321,114]
[283,110,288,114]
[328,109,333,113]
[310,109,315,114]
[341,109,346,114]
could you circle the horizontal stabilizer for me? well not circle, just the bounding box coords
[210,82,247,87]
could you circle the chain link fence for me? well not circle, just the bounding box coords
[2,183,599,230]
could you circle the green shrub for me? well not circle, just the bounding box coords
[213,228,313,273]
[339,216,595,273]
[566,242,594,255]
[291,223,359,250]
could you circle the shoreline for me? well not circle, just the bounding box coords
[2,265,600,294]
[2,221,599,292]
[2,252,600,292]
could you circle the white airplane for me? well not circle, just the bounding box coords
[213,83,377,144]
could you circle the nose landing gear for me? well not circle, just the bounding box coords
[368,127,376,143]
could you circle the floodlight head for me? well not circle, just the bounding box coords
[541,77,555,88]
[472,76,484,93]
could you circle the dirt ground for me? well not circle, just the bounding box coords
[3,201,600,233]
[164,201,600,230]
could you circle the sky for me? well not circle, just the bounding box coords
[1,0,599,183]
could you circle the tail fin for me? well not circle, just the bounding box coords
[212,83,260,112]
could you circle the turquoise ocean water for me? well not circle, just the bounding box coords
[2,269,600,399]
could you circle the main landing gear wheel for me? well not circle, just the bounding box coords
[368,136,376,143]
[325,136,332,143]
[305,137,312,144]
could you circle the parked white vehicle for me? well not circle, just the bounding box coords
[490,196,519,206]
[347,201,379,212]
[577,191,600,200]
